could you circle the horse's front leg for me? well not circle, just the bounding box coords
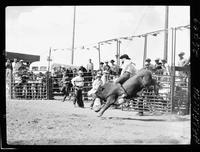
[97,95,116,117]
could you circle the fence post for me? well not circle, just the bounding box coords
[46,72,53,100]
[187,73,191,115]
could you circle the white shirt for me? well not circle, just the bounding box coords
[71,76,84,87]
[87,62,94,71]
[121,60,137,77]
[178,58,187,67]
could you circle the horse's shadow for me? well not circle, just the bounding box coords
[105,116,166,121]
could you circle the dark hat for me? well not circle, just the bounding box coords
[145,58,151,62]
[110,59,115,63]
[100,62,104,65]
[161,59,167,62]
[120,54,131,60]
[178,52,185,56]
[155,58,160,61]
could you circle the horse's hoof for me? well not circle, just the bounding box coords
[97,113,103,117]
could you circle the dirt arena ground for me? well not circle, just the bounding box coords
[6,98,191,145]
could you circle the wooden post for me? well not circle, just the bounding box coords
[71,6,76,65]
[170,28,175,113]
[143,35,148,68]
[98,42,101,69]
[163,6,169,61]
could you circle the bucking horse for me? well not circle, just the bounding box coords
[95,69,160,117]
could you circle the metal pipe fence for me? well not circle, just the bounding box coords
[8,71,190,115]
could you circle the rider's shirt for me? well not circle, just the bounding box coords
[121,60,137,77]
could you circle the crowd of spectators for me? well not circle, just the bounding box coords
[6,52,189,101]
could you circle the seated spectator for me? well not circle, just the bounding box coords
[103,61,111,72]
[161,59,170,75]
[154,58,163,75]
[144,58,154,72]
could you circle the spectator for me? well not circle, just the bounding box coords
[115,54,137,84]
[177,52,188,85]
[79,66,87,75]
[101,70,110,85]
[99,62,104,72]
[86,59,94,72]
[110,59,119,76]
[6,59,12,78]
[12,58,18,74]
[17,60,26,72]
[60,71,73,102]
[178,52,188,67]
[161,59,170,75]
[143,58,154,72]
[103,61,111,72]
[154,58,163,75]
[71,70,84,108]
[88,72,103,109]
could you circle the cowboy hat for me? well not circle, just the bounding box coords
[120,54,131,60]
[145,58,151,62]
[178,52,185,56]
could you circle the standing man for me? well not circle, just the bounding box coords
[115,54,137,84]
[177,51,188,85]
[99,62,104,73]
[71,70,85,108]
[12,58,18,75]
[86,59,94,73]
[60,71,72,102]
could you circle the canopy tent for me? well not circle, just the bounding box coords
[5,51,40,63]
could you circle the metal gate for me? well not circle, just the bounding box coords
[10,73,48,100]
[121,71,190,115]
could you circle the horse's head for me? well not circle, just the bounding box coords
[95,82,116,100]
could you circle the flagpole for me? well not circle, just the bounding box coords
[71,6,76,65]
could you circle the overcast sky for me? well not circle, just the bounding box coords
[6,6,190,69]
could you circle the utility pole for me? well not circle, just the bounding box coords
[71,6,76,65]
[163,6,169,61]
